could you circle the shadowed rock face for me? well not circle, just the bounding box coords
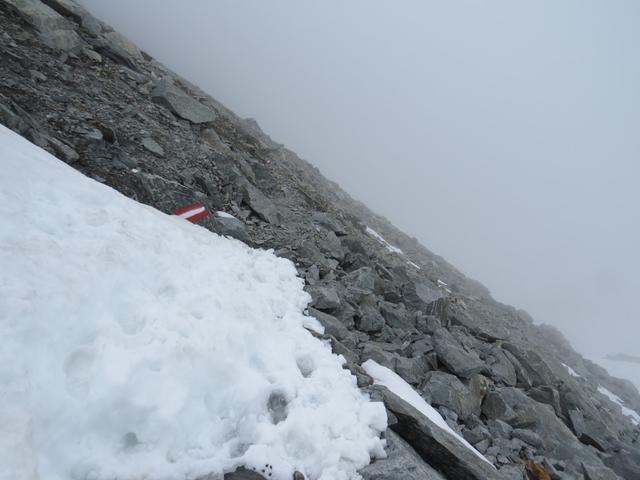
[2,2,640,479]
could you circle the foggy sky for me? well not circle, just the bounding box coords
[82,0,640,357]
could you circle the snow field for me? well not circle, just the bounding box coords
[0,126,386,480]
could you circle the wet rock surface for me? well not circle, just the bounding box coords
[2,2,640,478]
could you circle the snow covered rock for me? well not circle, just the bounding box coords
[0,125,386,480]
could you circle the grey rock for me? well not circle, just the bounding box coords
[416,314,441,334]
[311,211,346,236]
[604,447,640,479]
[433,329,486,378]
[46,135,78,163]
[4,0,81,51]
[482,390,515,421]
[357,295,385,332]
[379,301,414,330]
[360,429,446,480]
[463,425,491,445]
[511,429,543,448]
[487,419,513,439]
[402,281,446,313]
[240,181,279,224]
[375,385,505,480]
[103,31,142,60]
[212,216,248,243]
[497,464,525,480]
[502,343,557,388]
[346,266,377,293]
[267,391,287,424]
[421,371,478,420]
[308,307,350,341]
[395,356,428,385]
[581,462,623,480]
[306,285,341,311]
[151,79,216,124]
[201,127,228,151]
[487,348,518,386]
[141,137,165,157]
[361,343,397,370]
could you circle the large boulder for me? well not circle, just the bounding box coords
[433,329,486,378]
[151,79,216,124]
[4,0,81,50]
[360,429,446,480]
[421,371,479,420]
[240,181,280,224]
[374,385,505,480]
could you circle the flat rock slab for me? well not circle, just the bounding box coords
[151,79,216,124]
[374,385,506,480]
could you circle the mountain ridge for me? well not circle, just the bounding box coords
[1,1,639,479]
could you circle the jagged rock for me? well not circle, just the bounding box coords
[212,216,248,242]
[103,31,142,60]
[402,281,446,313]
[433,328,486,378]
[395,356,428,385]
[487,419,513,439]
[151,79,216,124]
[308,307,350,341]
[487,348,518,386]
[416,314,441,334]
[604,447,640,479]
[379,301,414,330]
[421,371,478,420]
[4,0,81,51]
[360,343,398,370]
[240,181,279,224]
[306,285,341,311]
[346,266,376,292]
[311,211,347,236]
[374,385,505,480]
[512,429,543,448]
[357,295,385,332]
[360,429,446,480]
[502,343,558,387]
[581,462,623,480]
[483,390,515,421]
[463,425,491,445]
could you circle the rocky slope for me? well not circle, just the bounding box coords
[1,1,639,479]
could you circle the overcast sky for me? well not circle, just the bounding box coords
[82,0,640,357]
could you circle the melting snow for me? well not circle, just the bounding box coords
[362,360,493,466]
[597,386,640,426]
[0,126,386,480]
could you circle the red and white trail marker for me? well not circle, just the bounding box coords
[174,202,209,223]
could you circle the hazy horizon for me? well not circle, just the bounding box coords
[82,0,640,358]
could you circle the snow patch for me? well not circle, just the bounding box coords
[597,386,640,426]
[562,363,582,378]
[362,360,493,466]
[365,227,403,254]
[216,211,236,219]
[0,126,386,480]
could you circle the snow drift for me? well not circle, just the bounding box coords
[0,125,386,480]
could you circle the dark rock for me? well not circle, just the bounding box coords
[240,181,280,224]
[308,307,350,341]
[379,301,414,330]
[375,385,504,480]
[581,462,623,480]
[306,286,341,311]
[151,79,216,124]
[357,295,385,332]
[512,429,543,449]
[360,429,446,480]
[395,356,428,385]
[421,371,478,420]
[141,137,164,156]
[403,281,446,313]
[433,329,486,378]
[212,216,249,242]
